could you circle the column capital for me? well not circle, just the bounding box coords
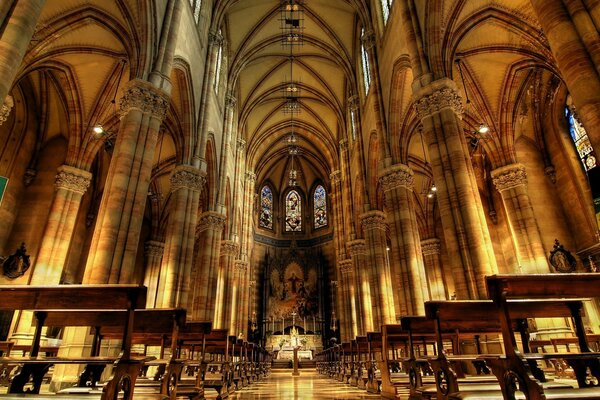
[144,240,165,257]
[234,260,249,272]
[208,30,224,47]
[119,79,170,120]
[170,165,206,192]
[347,239,367,256]
[330,170,341,184]
[379,164,414,192]
[197,211,227,233]
[491,163,527,192]
[361,29,376,51]
[347,94,360,111]
[225,92,237,109]
[0,95,14,126]
[413,78,464,120]
[55,165,92,195]
[338,259,353,274]
[421,238,441,256]
[245,171,256,183]
[339,139,349,152]
[237,138,246,151]
[220,240,239,256]
[359,210,387,231]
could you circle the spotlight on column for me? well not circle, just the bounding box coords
[478,123,490,134]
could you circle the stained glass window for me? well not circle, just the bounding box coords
[193,0,202,23]
[285,190,302,232]
[361,29,371,93]
[215,31,223,92]
[381,0,393,25]
[260,185,273,229]
[350,108,357,140]
[314,185,327,229]
[566,106,597,171]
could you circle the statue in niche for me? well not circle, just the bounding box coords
[549,239,577,273]
[2,243,30,279]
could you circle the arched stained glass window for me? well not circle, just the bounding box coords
[285,190,302,232]
[314,185,327,229]
[193,0,202,23]
[381,0,393,25]
[260,185,273,229]
[566,106,597,171]
[361,29,371,93]
[215,30,223,92]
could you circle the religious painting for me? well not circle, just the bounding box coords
[285,190,302,232]
[268,261,319,319]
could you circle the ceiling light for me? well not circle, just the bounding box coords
[431,184,437,192]
[478,124,489,134]
[93,124,105,135]
[427,193,434,199]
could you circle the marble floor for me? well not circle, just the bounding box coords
[206,371,381,399]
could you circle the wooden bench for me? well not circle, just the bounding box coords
[355,336,369,389]
[366,332,384,393]
[0,285,150,400]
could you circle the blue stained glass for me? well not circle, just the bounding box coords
[314,185,327,228]
[260,186,273,229]
[286,190,302,232]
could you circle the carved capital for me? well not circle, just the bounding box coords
[347,239,367,256]
[55,165,92,195]
[225,93,237,110]
[339,139,348,152]
[361,29,376,51]
[491,163,527,192]
[414,79,464,120]
[220,240,239,256]
[330,170,341,184]
[245,171,256,183]
[209,30,224,47]
[170,165,206,192]
[421,238,441,256]
[197,211,226,233]
[379,164,414,192]
[144,240,165,258]
[338,259,353,275]
[234,260,249,272]
[347,95,360,111]
[0,95,14,126]
[360,210,387,231]
[119,79,169,120]
[237,138,246,151]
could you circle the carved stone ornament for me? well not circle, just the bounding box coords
[170,165,206,192]
[55,165,92,195]
[119,79,169,120]
[234,260,249,272]
[379,164,414,192]
[338,259,353,275]
[329,170,341,185]
[237,138,246,151]
[225,93,237,110]
[548,239,577,273]
[197,211,226,233]
[347,95,360,111]
[0,95,14,126]
[361,29,376,51]
[2,243,30,279]
[208,30,224,47]
[144,240,165,258]
[339,139,348,152]
[347,239,367,256]
[491,163,527,192]
[220,240,239,256]
[421,238,441,256]
[360,210,387,231]
[245,171,256,183]
[414,79,464,120]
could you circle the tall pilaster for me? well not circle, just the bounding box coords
[347,239,369,334]
[156,165,205,308]
[0,0,46,108]
[84,80,169,284]
[31,165,91,284]
[491,163,549,273]
[338,259,358,340]
[421,238,447,300]
[143,240,165,307]
[360,211,395,328]
[414,78,498,299]
[240,171,256,260]
[191,211,226,320]
[234,260,249,337]
[217,240,239,330]
[379,164,427,316]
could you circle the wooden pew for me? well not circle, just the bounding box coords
[196,329,230,400]
[355,336,369,389]
[366,332,383,393]
[479,274,600,400]
[0,285,149,400]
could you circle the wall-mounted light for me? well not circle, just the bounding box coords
[478,124,490,134]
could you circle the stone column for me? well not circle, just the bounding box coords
[338,259,358,340]
[347,239,370,334]
[191,211,226,321]
[31,165,91,284]
[491,163,549,273]
[240,171,256,260]
[421,239,448,301]
[360,211,395,328]
[414,78,498,299]
[143,240,164,308]
[84,80,169,284]
[234,260,249,337]
[156,165,205,308]
[217,240,238,330]
[529,0,600,154]
[379,164,428,316]
[0,0,46,108]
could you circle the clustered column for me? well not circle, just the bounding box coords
[143,240,165,307]
[379,164,427,316]
[347,239,370,333]
[217,240,239,330]
[420,238,447,300]
[234,260,250,337]
[84,79,169,284]
[414,79,498,299]
[338,259,358,340]
[32,165,92,284]
[360,211,395,327]
[491,163,549,273]
[191,211,226,321]
[156,165,206,308]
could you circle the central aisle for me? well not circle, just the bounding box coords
[206,370,381,399]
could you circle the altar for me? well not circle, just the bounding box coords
[267,333,319,360]
[277,348,313,360]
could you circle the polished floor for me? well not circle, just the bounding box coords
[206,370,381,399]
